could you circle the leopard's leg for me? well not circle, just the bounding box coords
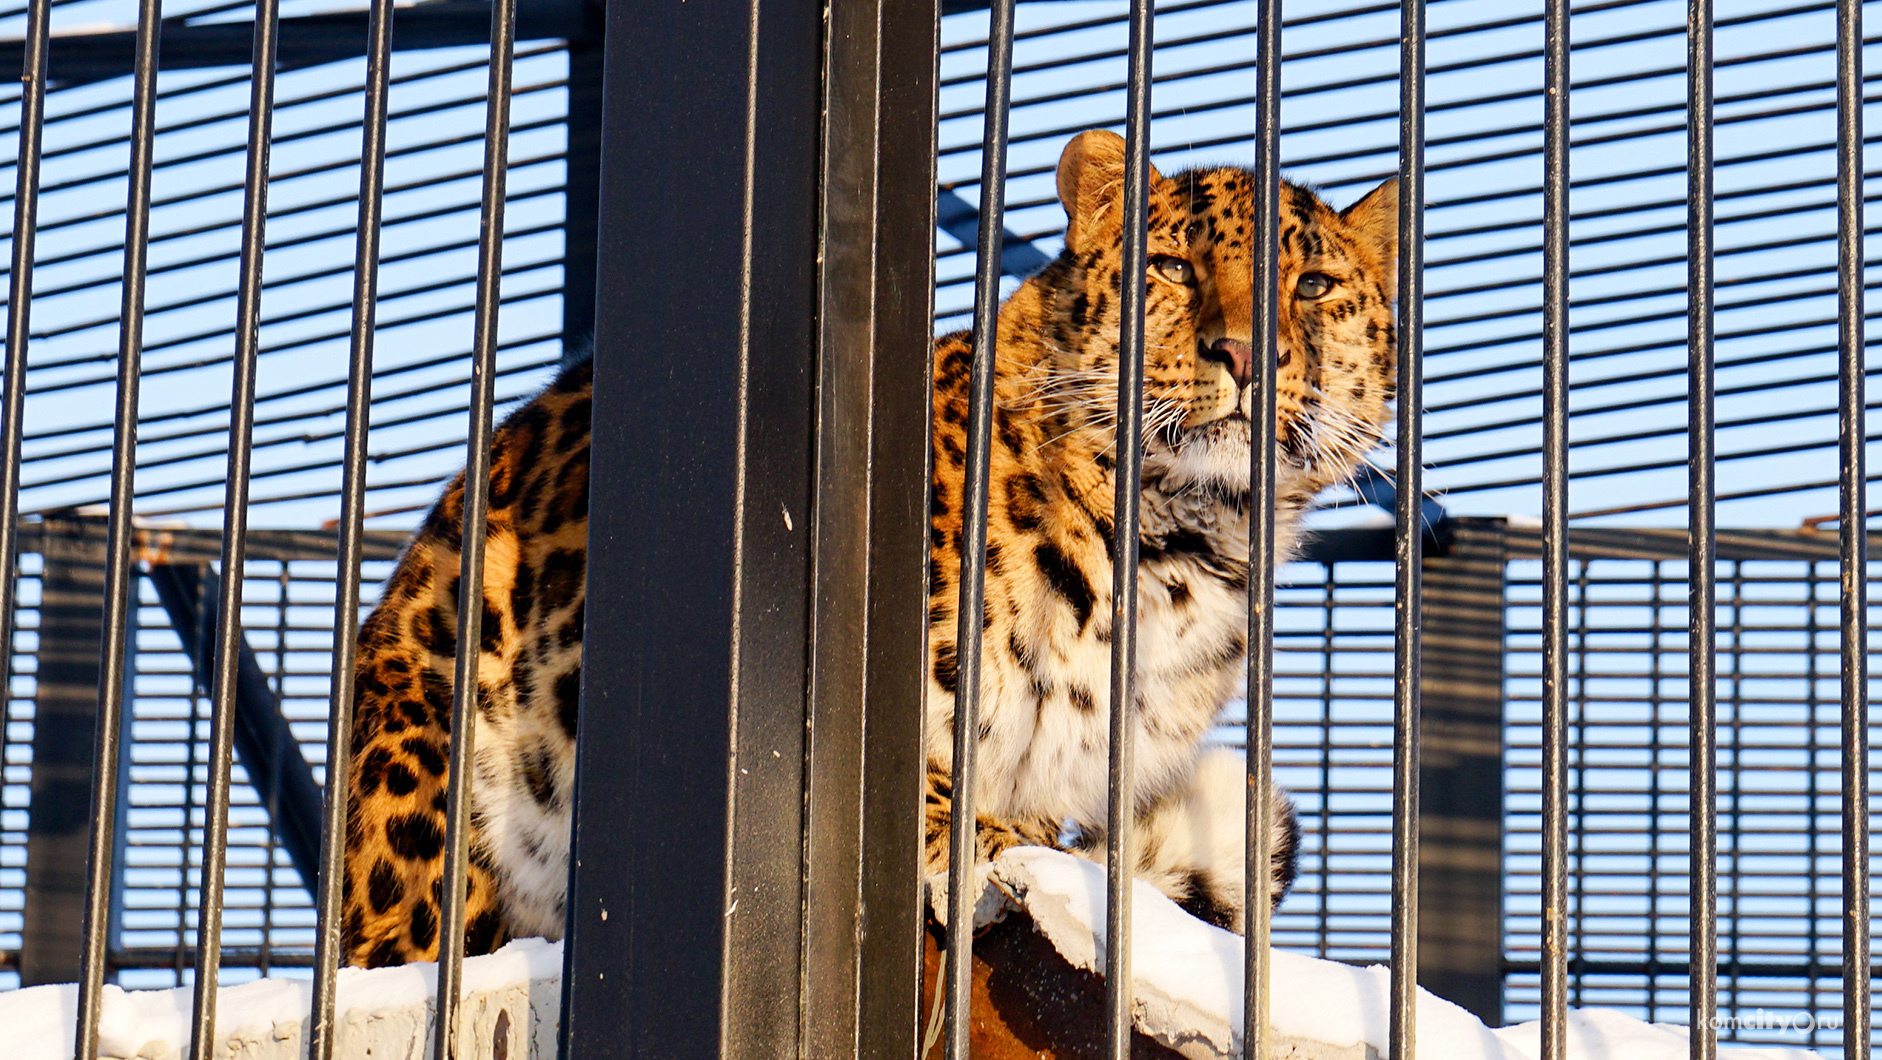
[1074,748,1300,934]
[922,759,1064,878]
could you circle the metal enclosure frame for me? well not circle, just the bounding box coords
[0,0,1872,1057]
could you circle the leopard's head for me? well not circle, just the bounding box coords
[1028,129,1398,502]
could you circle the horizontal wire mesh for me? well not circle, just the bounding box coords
[0,0,577,987]
[938,0,1882,526]
[0,11,573,526]
[1503,554,1882,1052]
[0,2,1870,1054]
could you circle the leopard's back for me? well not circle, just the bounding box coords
[341,360,591,967]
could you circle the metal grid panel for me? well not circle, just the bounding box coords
[2,9,573,527]
[937,0,1882,526]
[107,555,395,988]
[0,1,1867,1056]
[0,530,401,989]
[0,556,40,973]
[1266,561,1399,964]
[1503,554,1882,1052]
[0,0,574,1006]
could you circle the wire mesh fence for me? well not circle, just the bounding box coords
[0,0,1874,1057]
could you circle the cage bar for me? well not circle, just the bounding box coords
[1391,1,1427,1057]
[1685,2,1719,1056]
[1539,0,1570,1057]
[1101,1,1155,1056]
[431,0,517,1053]
[801,0,940,1053]
[1244,0,1282,1057]
[560,0,825,1052]
[942,1,1017,1056]
[1835,0,1872,1055]
[0,0,49,748]
[304,0,397,1050]
[73,0,163,1053]
[187,0,281,1049]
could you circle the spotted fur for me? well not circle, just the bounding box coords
[922,130,1398,920]
[340,362,590,968]
[339,129,1397,966]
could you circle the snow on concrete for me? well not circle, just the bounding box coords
[961,847,1828,1060]
[0,936,562,1060]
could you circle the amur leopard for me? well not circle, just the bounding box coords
[338,128,1399,965]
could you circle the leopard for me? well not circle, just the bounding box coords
[920,129,1399,931]
[337,127,1398,966]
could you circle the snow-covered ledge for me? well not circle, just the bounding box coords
[0,938,561,1060]
[933,848,1826,1060]
[0,851,1829,1059]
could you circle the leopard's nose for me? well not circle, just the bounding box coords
[1202,338,1253,390]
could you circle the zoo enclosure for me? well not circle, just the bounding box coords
[0,0,1875,1059]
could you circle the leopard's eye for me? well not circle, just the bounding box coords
[1149,255,1196,286]
[1295,272,1336,300]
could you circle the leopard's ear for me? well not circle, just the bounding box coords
[1339,176,1399,292]
[1056,129,1164,257]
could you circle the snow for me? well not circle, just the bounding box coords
[0,936,563,1060]
[0,857,1839,1059]
[957,848,1828,1060]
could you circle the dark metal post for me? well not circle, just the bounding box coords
[801,0,940,1055]
[1416,519,1507,1026]
[21,520,125,986]
[559,8,603,358]
[561,0,827,1054]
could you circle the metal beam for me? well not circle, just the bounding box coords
[803,0,939,1054]
[1415,518,1507,1026]
[143,562,324,891]
[21,517,130,985]
[0,0,599,86]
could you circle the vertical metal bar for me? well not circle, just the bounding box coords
[1245,0,1282,1057]
[434,0,515,1053]
[1685,1,1717,1056]
[561,0,823,1050]
[943,2,1016,1056]
[189,0,280,1047]
[1391,2,1426,1058]
[0,0,51,732]
[1834,1,1871,1055]
[802,0,941,1053]
[1103,2,1155,1056]
[306,0,394,1049]
[75,0,163,1050]
[1539,0,1571,1057]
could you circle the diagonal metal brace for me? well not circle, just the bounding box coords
[145,562,324,890]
